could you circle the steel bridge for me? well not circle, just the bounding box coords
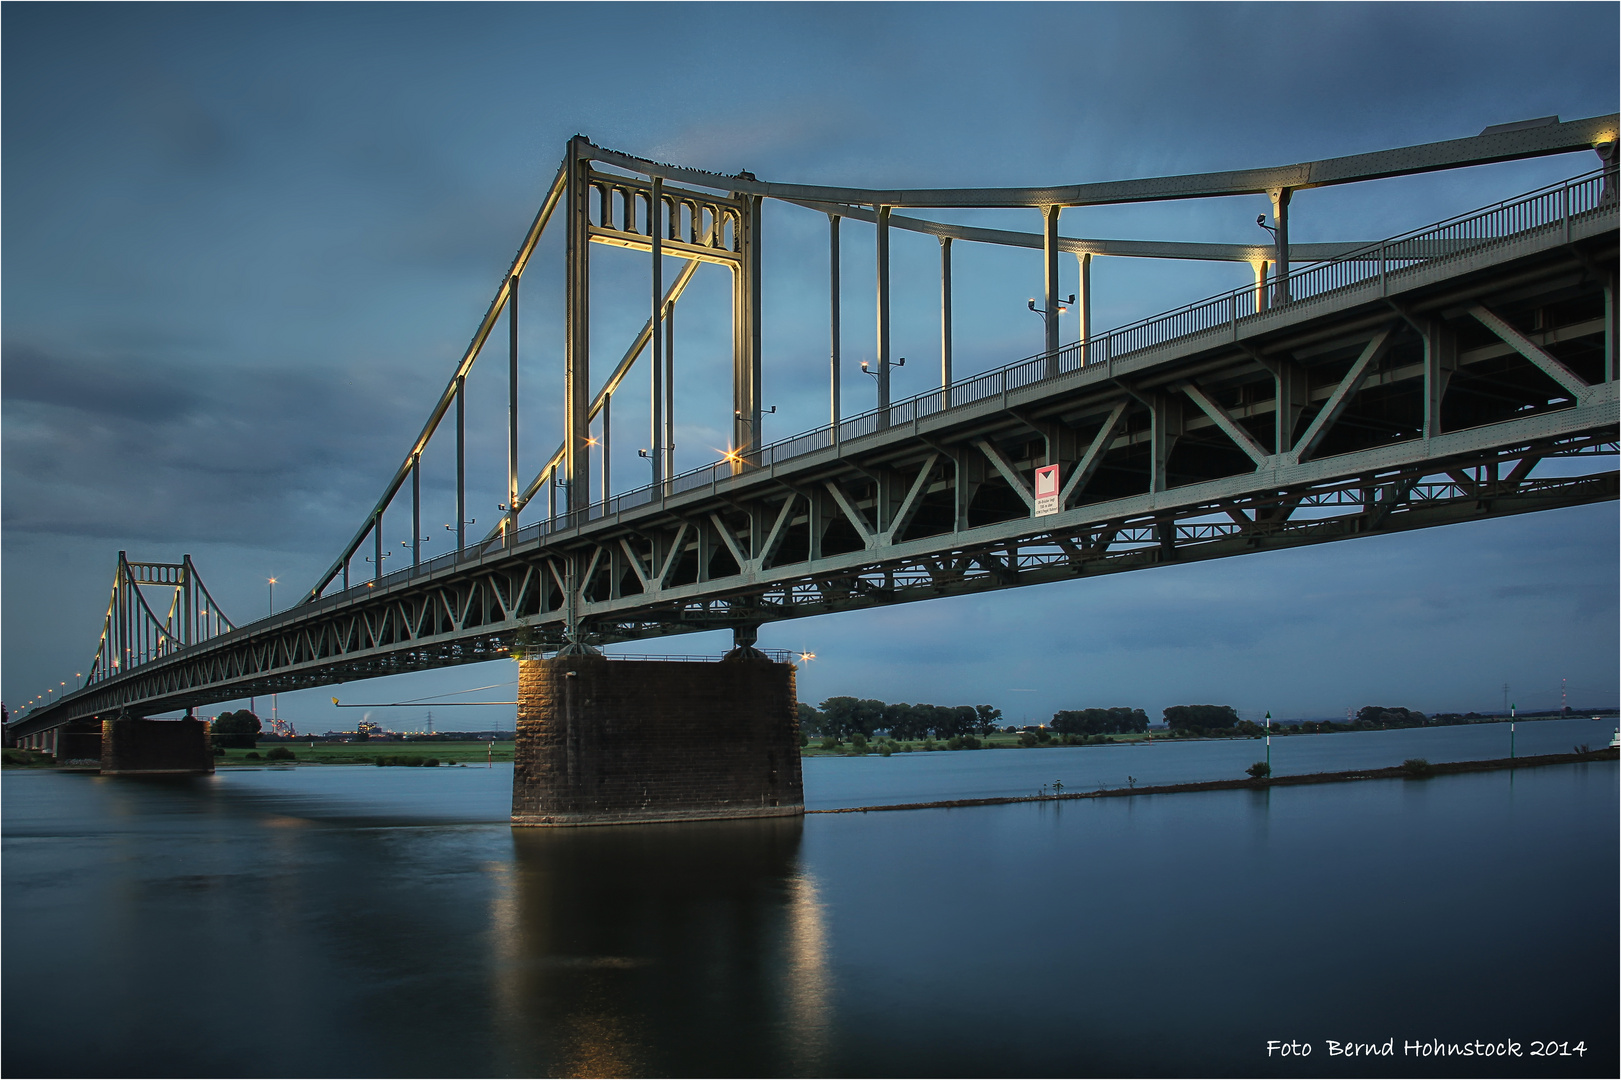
[11,115,1620,742]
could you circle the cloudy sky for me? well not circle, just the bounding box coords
[4,2,1617,730]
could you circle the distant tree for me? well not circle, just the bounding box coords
[796,702,826,737]
[884,701,927,741]
[936,705,973,739]
[816,697,1006,740]
[1355,706,1427,728]
[211,709,261,749]
[818,697,884,740]
[1053,707,1149,735]
[1162,705,1240,733]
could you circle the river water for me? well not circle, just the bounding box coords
[3,719,1615,1077]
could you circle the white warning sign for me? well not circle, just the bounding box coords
[1034,464,1061,516]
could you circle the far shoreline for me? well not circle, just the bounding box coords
[806,748,1619,815]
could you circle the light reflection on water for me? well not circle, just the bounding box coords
[2,735,1616,1078]
[486,819,831,1077]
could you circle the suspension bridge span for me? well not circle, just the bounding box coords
[10,116,1618,823]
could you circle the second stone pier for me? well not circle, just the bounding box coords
[512,649,803,827]
[100,716,214,775]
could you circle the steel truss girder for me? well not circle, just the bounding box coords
[25,424,1614,731]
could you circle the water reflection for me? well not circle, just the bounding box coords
[6,752,1614,1078]
[490,818,829,1077]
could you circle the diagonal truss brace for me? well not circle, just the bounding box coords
[1290,324,1396,463]
[1178,381,1272,466]
[1467,305,1591,399]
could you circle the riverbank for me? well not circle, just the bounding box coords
[806,747,1618,814]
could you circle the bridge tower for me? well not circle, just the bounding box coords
[81,553,231,774]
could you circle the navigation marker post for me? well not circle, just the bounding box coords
[1265,710,1271,775]
[1034,464,1061,516]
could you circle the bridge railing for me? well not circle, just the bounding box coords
[311,168,1612,608]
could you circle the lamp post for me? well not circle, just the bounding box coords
[860,358,903,407]
[732,407,777,467]
[1027,294,1074,359]
[268,577,277,616]
[445,520,475,553]
[1265,710,1271,775]
[401,536,432,567]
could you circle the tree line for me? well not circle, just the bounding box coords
[212,709,261,748]
[796,697,1524,744]
[797,699,1236,739]
[1051,707,1150,735]
[798,698,1003,741]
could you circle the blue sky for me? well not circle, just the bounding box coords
[4,2,1617,730]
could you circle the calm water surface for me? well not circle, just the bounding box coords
[4,721,1616,1078]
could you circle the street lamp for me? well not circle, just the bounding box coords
[1026,296,1073,316]
[860,357,904,406]
[733,406,777,430]
[267,577,277,616]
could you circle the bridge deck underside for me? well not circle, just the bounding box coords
[22,216,1619,730]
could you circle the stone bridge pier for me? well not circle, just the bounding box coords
[57,721,105,767]
[512,636,803,827]
[99,716,214,776]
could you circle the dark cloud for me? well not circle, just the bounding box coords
[4,345,205,420]
[1,341,419,548]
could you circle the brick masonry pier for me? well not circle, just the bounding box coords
[57,720,104,767]
[512,649,803,827]
[100,717,214,776]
